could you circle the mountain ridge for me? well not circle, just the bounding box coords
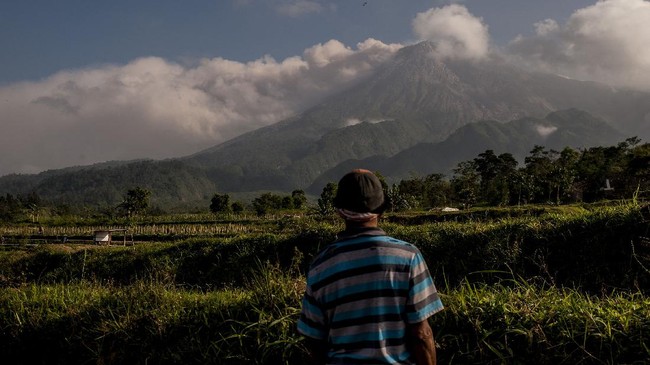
[306,108,626,192]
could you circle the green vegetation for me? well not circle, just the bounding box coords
[252,192,303,216]
[6,139,646,223]
[1,202,648,364]
[316,182,337,215]
[2,276,649,364]
[391,138,650,210]
[117,186,151,217]
[0,121,646,211]
[209,193,232,215]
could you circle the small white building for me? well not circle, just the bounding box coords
[93,229,129,246]
[442,207,460,212]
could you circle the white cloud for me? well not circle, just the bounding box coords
[412,4,490,60]
[508,0,650,91]
[534,19,559,36]
[343,117,391,127]
[303,39,354,67]
[535,125,558,138]
[0,39,402,176]
[344,118,363,127]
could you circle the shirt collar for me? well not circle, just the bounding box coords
[335,227,386,242]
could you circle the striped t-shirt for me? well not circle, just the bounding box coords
[297,227,443,365]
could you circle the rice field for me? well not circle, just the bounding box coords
[0,202,649,364]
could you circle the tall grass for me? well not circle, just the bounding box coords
[434,279,650,364]
[385,202,650,292]
[1,267,648,364]
[1,203,648,363]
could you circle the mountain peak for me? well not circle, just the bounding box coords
[396,41,438,59]
[183,45,649,191]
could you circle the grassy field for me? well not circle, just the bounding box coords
[1,202,649,364]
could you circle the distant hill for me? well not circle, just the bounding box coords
[0,160,216,208]
[307,109,625,191]
[1,41,649,207]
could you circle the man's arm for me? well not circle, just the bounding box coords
[406,319,437,365]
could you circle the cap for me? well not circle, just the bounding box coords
[333,169,386,213]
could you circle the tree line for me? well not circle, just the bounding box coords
[1,138,647,222]
[389,137,649,210]
[211,138,648,215]
[209,190,308,216]
[0,187,153,223]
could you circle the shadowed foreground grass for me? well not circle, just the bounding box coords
[1,265,648,365]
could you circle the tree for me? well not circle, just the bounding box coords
[474,150,500,199]
[119,187,151,217]
[210,193,232,214]
[551,147,580,203]
[574,143,630,201]
[0,194,22,222]
[231,201,245,214]
[474,150,504,205]
[423,173,452,208]
[627,142,650,197]
[398,174,451,209]
[523,146,556,203]
[386,183,418,212]
[281,196,294,210]
[397,176,425,209]
[451,161,479,208]
[317,182,338,216]
[252,193,284,216]
[291,190,308,209]
[493,153,518,206]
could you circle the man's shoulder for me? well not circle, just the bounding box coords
[309,234,419,269]
[378,235,415,246]
[328,234,417,253]
[370,235,421,254]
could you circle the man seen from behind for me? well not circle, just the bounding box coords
[298,169,443,365]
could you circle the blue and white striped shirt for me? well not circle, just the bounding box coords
[298,228,443,364]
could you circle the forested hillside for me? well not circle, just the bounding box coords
[1,137,647,222]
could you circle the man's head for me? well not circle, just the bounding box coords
[333,169,386,216]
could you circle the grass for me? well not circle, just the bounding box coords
[1,202,648,292]
[0,202,649,364]
[434,280,650,364]
[1,270,648,364]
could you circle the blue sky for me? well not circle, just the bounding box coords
[1,0,595,84]
[1,0,649,176]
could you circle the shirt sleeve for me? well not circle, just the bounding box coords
[297,280,328,340]
[405,250,444,323]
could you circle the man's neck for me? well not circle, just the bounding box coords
[344,216,379,231]
[337,223,385,242]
